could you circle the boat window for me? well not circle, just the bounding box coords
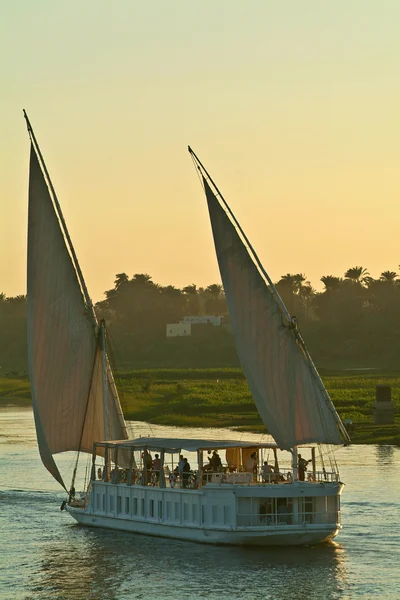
[223,506,230,525]
[126,497,130,514]
[132,497,137,515]
[166,501,172,519]
[183,503,189,521]
[96,493,100,510]
[149,499,154,518]
[141,498,145,516]
[158,500,163,519]
[192,504,197,522]
[175,502,180,520]
[102,494,106,512]
[109,495,114,512]
[212,505,218,524]
[201,505,205,524]
[117,495,122,514]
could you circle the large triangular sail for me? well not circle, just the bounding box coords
[189,149,349,450]
[26,115,128,489]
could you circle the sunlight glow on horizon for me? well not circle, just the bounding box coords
[1,1,400,302]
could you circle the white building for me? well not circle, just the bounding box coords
[166,323,192,337]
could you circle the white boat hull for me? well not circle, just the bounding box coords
[65,480,342,546]
[67,506,339,546]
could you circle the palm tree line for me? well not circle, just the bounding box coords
[2,265,400,370]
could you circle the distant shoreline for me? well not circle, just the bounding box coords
[1,371,399,445]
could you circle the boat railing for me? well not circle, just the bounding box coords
[92,464,339,487]
[237,510,341,527]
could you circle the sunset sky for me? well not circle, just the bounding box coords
[1,1,400,302]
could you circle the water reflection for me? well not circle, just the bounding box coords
[375,445,395,466]
[26,525,349,600]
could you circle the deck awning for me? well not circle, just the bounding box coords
[94,436,279,454]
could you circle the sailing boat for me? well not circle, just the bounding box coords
[26,112,350,545]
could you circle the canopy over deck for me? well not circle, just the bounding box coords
[94,437,279,453]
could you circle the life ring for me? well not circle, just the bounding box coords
[169,473,176,488]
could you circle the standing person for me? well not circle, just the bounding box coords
[174,454,185,482]
[245,451,258,481]
[142,449,153,485]
[298,454,310,481]
[152,453,161,483]
[245,452,256,473]
[182,457,191,488]
[210,450,222,472]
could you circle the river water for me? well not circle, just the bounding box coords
[0,407,399,600]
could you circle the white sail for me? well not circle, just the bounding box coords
[27,141,127,489]
[202,177,348,450]
[79,348,127,453]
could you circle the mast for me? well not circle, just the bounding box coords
[100,321,110,440]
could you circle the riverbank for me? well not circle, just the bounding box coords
[2,369,400,444]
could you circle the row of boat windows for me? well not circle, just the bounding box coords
[95,493,230,525]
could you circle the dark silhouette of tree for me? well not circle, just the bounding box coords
[321,275,343,291]
[183,284,201,315]
[276,273,307,314]
[344,266,369,284]
[380,271,398,282]
[114,273,129,289]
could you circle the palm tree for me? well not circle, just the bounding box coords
[114,273,129,289]
[320,275,343,291]
[344,266,369,284]
[183,284,198,296]
[205,283,223,299]
[276,273,306,314]
[183,284,201,315]
[380,271,398,283]
[299,284,315,318]
[277,273,306,294]
[132,273,153,286]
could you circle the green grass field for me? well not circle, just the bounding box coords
[1,369,399,444]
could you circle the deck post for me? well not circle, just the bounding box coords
[160,450,166,488]
[292,447,298,481]
[311,447,316,480]
[91,444,96,481]
[127,447,133,485]
[198,449,203,489]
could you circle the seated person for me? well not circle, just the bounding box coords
[261,461,274,482]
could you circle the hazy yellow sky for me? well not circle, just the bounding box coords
[1,1,400,302]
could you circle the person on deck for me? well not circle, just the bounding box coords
[142,449,153,485]
[182,457,191,488]
[298,454,310,481]
[153,453,161,482]
[261,461,274,483]
[210,450,222,472]
[245,452,258,480]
